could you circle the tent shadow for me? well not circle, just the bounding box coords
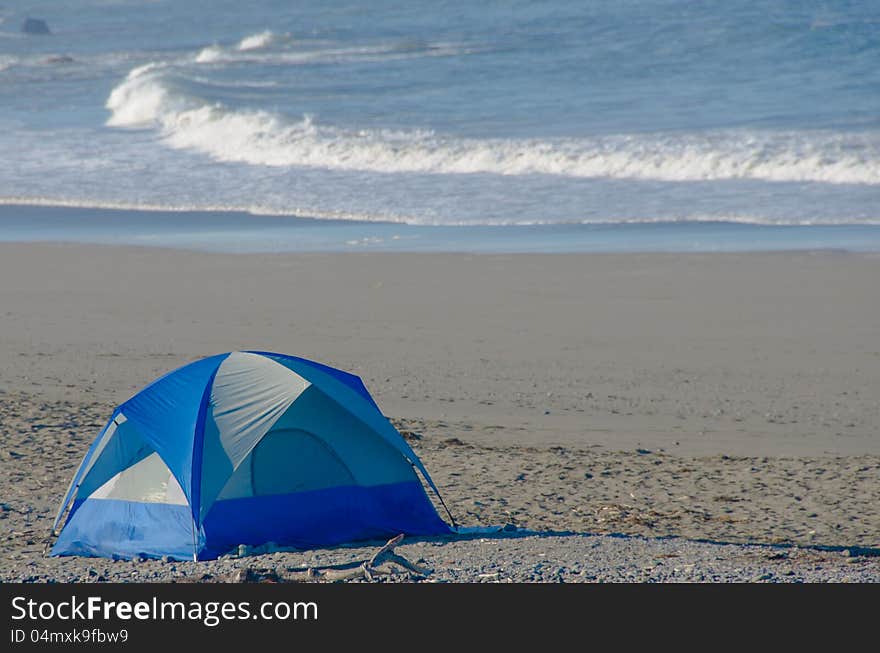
[382,527,880,558]
[271,527,879,580]
[214,528,879,583]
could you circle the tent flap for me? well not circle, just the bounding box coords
[119,353,228,507]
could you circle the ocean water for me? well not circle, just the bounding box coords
[1,0,879,252]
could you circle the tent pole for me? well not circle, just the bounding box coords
[412,463,458,528]
[190,515,199,562]
[436,491,458,529]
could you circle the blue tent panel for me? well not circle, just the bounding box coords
[53,499,195,561]
[119,353,227,509]
[52,482,450,561]
[51,407,122,532]
[202,481,450,558]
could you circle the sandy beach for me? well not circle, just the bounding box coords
[1,244,878,582]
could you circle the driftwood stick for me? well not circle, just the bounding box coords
[384,552,432,576]
[323,564,370,583]
[286,568,321,582]
[281,534,427,583]
[369,534,405,567]
[371,563,401,576]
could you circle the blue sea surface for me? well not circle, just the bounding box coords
[1,1,878,252]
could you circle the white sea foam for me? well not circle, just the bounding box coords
[5,196,880,229]
[189,74,279,89]
[194,45,224,64]
[195,33,479,67]
[195,29,284,64]
[105,62,199,127]
[237,30,281,51]
[105,60,880,186]
[195,30,293,64]
[0,196,425,224]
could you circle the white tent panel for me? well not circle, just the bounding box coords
[89,452,187,505]
[198,351,311,516]
[210,351,311,465]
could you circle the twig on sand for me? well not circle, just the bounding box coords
[324,534,433,582]
[369,533,404,567]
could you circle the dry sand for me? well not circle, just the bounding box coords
[1,244,878,582]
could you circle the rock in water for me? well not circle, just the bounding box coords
[22,18,51,35]
[44,55,74,65]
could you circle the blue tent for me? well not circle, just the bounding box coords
[51,351,453,560]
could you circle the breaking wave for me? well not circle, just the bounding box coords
[196,30,290,62]
[237,30,281,51]
[195,41,475,66]
[106,58,880,186]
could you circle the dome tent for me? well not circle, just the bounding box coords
[51,351,453,561]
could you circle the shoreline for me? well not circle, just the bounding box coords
[3,202,880,254]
